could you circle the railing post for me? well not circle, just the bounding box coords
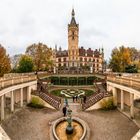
[130,77,133,87]
[28,76,31,81]
[12,79,14,85]
[21,78,23,83]
[2,81,4,88]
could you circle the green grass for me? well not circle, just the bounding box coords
[27,97,45,109]
[50,89,95,98]
[84,89,94,96]
[100,97,116,110]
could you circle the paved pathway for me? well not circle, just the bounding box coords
[1,100,139,140]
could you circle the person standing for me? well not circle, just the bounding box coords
[83,95,87,103]
[72,96,75,102]
[75,95,78,102]
[62,106,67,117]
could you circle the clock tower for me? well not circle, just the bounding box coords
[68,9,79,67]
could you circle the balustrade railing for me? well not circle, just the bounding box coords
[37,80,61,110]
[107,76,140,91]
[0,75,37,90]
[82,80,111,110]
[39,92,61,110]
[82,92,104,110]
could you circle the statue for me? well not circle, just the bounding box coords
[66,108,73,134]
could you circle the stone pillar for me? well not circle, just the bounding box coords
[1,95,5,120]
[27,86,31,103]
[130,93,134,119]
[53,67,56,74]
[107,84,109,92]
[113,87,117,106]
[20,88,23,107]
[121,90,124,111]
[11,91,14,112]
[90,66,93,73]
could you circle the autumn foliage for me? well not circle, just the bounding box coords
[109,46,140,72]
[26,43,53,71]
[0,45,11,77]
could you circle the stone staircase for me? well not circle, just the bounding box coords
[39,92,61,110]
[35,79,61,110]
[82,80,112,110]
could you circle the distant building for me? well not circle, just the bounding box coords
[53,9,104,74]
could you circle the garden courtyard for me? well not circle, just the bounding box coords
[1,102,139,140]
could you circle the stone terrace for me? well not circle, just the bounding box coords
[1,103,139,140]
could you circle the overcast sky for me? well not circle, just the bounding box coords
[0,0,140,60]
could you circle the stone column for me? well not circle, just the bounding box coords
[11,91,14,112]
[107,84,109,92]
[53,66,56,74]
[27,86,31,103]
[121,90,124,111]
[90,66,93,73]
[20,88,23,107]
[130,93,134,119]
[113,87,117,106]
[1,95,5,120]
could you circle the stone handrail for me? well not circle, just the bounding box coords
[39,92,61,110]
[37,80,61,110]
[107,76,140,91]
[82,92,104,110]
[0,75,37,90]
[82,80,111,110]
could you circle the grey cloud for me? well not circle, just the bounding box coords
[0,0,140,60]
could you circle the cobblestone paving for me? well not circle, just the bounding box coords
[1,103,139,140]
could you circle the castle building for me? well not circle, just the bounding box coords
[53,9,104,74]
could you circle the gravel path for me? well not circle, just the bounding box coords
[1,103,139,140]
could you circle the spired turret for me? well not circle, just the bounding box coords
[69,9,78,26]
[68,8,79,67]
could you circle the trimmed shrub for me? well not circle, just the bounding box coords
[27,97,44,108]
[100,97,116,110]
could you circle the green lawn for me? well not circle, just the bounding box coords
[50,89,95,98]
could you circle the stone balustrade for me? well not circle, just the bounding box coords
[107,75,140,91]
[0,75,37,90]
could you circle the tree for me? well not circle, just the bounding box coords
[0,45,11,77]
[125,64,138,73]
[10,54,22,72]
[109,46,131,72]
[129,47,140,61]
[26,43,53,71]
[17,55,34,73]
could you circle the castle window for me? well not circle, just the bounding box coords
[59,63,61,67]
[72,31,75,40]
[58,58,61,62]
[64,58,66,62]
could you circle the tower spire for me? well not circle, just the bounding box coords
[72,8,75,17]
[70,8,77,25]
